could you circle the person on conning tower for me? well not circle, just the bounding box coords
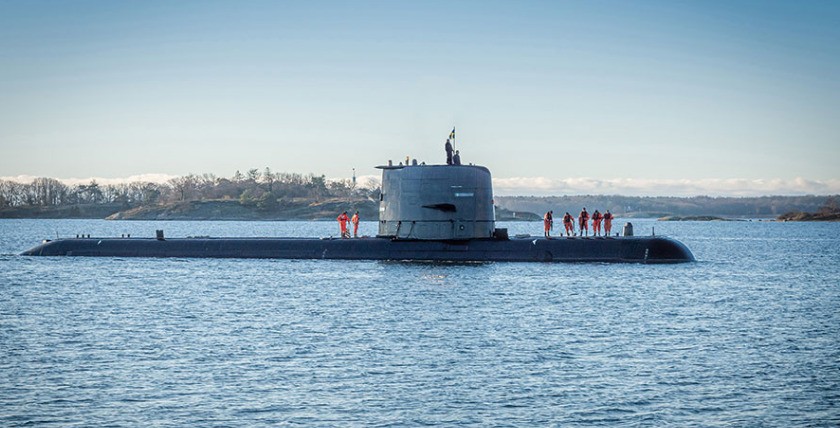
[445,139,453,165]
[453,150,461,165]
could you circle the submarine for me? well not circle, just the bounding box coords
[21,162,694,263]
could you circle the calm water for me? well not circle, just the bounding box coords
[1,219,838,426]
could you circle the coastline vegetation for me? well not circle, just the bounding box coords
[777,197,840,221]
[495,195,838,220]
[0,168,379,220]
[1,171,838,221]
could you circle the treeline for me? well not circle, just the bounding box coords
[0,168,378,209]
[495,194,839,218]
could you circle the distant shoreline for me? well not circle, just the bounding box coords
[2,195,838,221]
[777,211,840,222]
[0,201,539,222]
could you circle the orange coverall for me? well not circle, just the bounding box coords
[592,211,602,236]
[579,210,589,236]
[543,212,553,237]
[563,214,574,236]
[337,213,350,237]
[351,213,359,237]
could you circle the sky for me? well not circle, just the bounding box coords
[1,0,838,196]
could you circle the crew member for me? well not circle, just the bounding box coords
[603,210,614,235]
[351,211,360,238]
[543,210,554,237]
[445,139,453,165]
[579,207,589,236]
[592,209,603,236]
[337,211,350,238]
[453,150,461,165]
[563,212,574,236]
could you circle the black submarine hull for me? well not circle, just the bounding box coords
[21,236,694,263]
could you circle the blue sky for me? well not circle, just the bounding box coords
[1,0,838,196]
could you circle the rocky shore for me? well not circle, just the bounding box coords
[777,211,840,221]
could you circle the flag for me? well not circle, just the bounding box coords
[449,127,455,140]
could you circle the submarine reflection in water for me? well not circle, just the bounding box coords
[21,163,695,263]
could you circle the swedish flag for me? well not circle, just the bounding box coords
[449,127,455,140]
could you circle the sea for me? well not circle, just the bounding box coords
[1,218,838,426]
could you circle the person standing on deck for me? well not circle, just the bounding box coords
[337,211,350,238]
[603,210,614,236]
[592,210,603,236]
[351,211,360,238]
[579,208,589,236]
[453,150,461,165]
[543,210,554,237]
[445,139,453,165]
[563,212,574,236]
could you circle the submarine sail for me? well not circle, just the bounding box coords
[378,164,494,240]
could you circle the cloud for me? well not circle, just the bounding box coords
[492,177,840,197]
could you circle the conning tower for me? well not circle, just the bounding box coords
[377,164,495,240]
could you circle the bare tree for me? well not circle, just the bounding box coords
[168,175,198,202]
[29,177,67,206]
[75,180,103,204]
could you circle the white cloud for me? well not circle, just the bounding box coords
[493,177,840,197]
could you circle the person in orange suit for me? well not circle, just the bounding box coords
[543,210,553,237]
[337,211,350,238]
[563,212,574,236]
[603,210,614,236]
[592,210,603,236]
[579,208,589,236]
[351,211,360,238]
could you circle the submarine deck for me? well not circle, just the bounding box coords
[21,235,695,263]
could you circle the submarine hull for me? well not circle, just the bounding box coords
[21,236,694,263]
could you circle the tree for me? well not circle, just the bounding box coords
[0,180,26,207]
[328,179,352,196]
[239,188,257,206]
[129,182,161,204]
[246,168,260,182]
[256,192,279,211]
[75,180,102,204]
[168,175,198,202]
[307,174,328,198]
[262,167,275,193]
[31,177,67,206]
